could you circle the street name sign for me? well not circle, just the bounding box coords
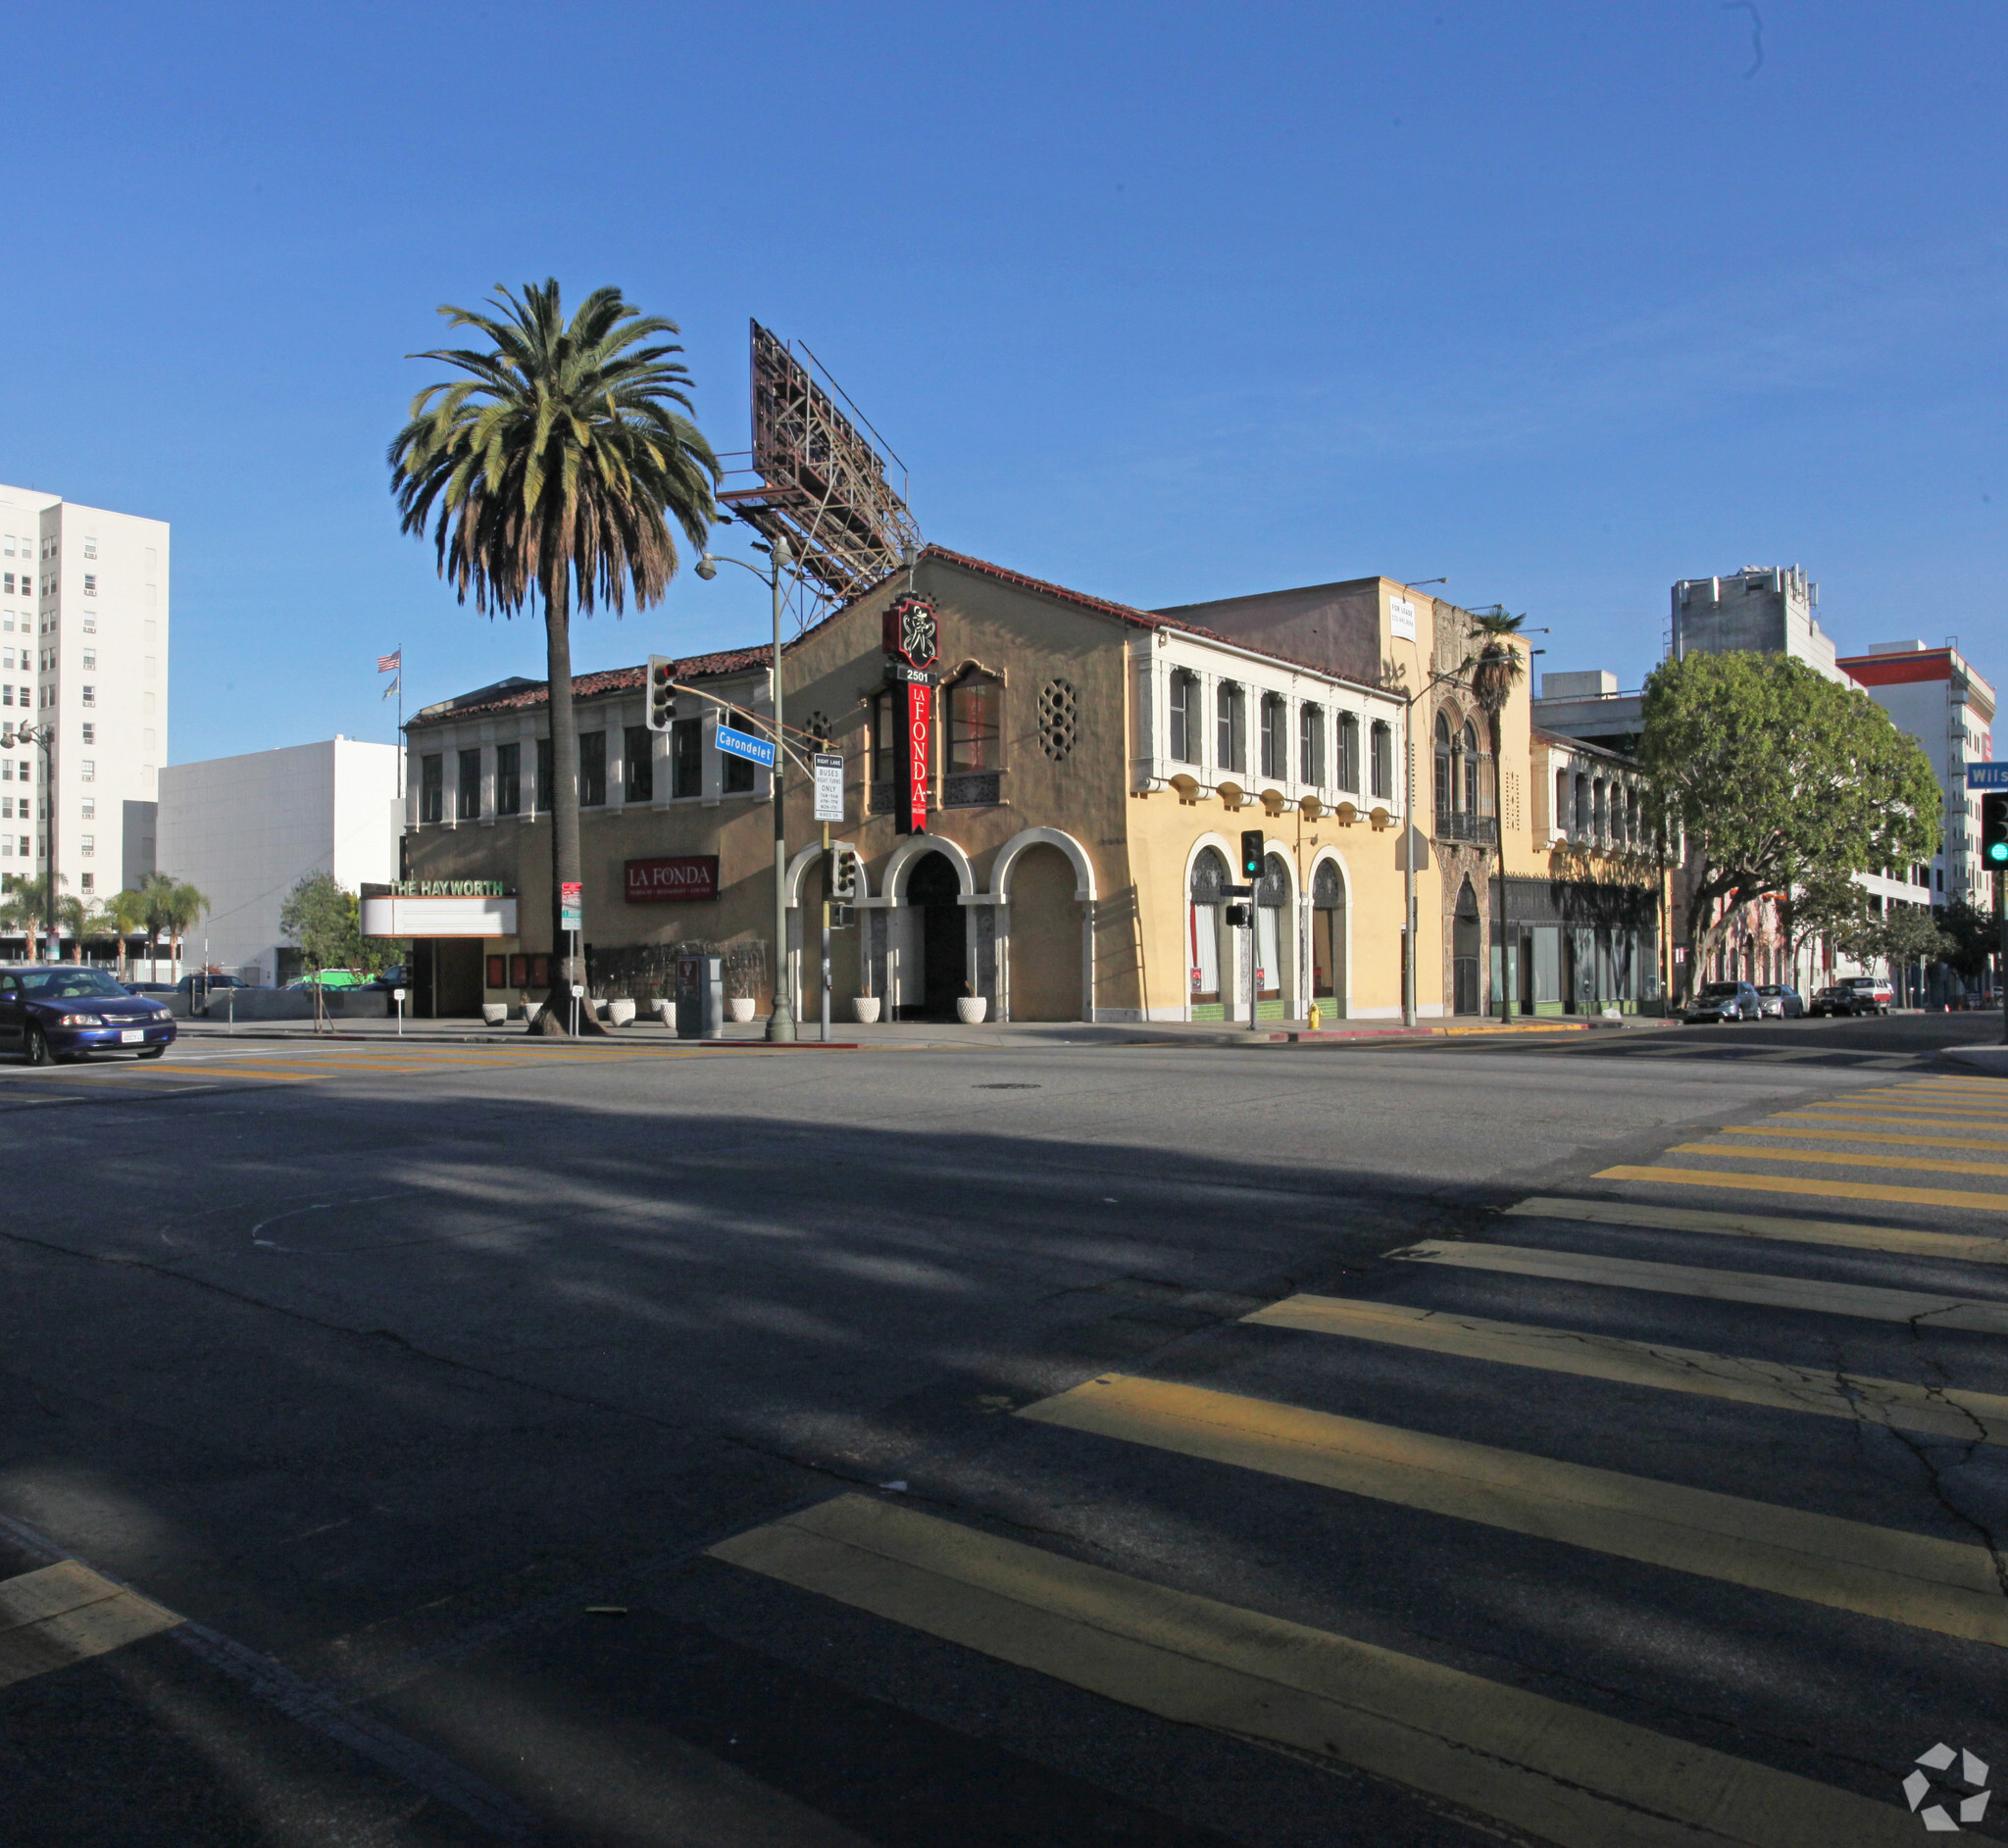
[716,723,777,769]
[1967,763,2008,791]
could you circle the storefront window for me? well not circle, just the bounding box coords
[1256,853,1287,1001]
[1188,848,1227,1007]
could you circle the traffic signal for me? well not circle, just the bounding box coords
[829,841,859,901]
[1983,792,2008,869]
[1225,903,1252,928]
[1239,829,1265,880]
[646,655,676,731]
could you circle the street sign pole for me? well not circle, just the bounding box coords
[821,823,832,1043]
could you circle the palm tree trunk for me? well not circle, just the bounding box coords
[540,576,581,1035]
[1488,712,1507,1018]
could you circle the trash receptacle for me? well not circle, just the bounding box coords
[676,955,725,1040]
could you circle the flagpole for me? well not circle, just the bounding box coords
[396,644,403,802]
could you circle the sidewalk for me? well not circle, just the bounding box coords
[175,1013,1658,1052]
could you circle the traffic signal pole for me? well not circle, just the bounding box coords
[1983,791,2008,1041]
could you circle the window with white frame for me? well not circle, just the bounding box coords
[1370,721,1393,800]
[1336,711,1360,790]
[1168,668,1198,764]
[1299,703,1325,786]
[79,835,93,856]
[80,723,94,744]
[1216,681,1246,774]
[80,797,94,820]
[1258,692,1287,780]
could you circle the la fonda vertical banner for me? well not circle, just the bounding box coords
[904,682,931,833]
[885,594,939,836]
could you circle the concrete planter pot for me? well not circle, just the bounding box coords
[480,1004,508,1025]
[651,999,676,1028]
[523,1003,544,1025]
[852,996,881,1024]
[728,997,757,1024]
[606,998,636,1027]
[955,996,989,1024]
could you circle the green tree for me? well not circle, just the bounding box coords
[1876,904,1949,978]
[102,886,150,979]
[1639,653,1940,996]
[1468,609,1528,1015]
[1933,897,1997,984]
[279,872,364,974]
[1777,869,1869,984]
[388,280,718,1033]
[1,870,70,956]
[139,873,209,981]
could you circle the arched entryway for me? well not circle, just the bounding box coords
[1311,858,1346,1018]
[1005,844,1080,1021]
[1256,852,1290,1020]
[904,850,967,1021]
[1188,847,1229,1023]
[1453,877,1482,1015]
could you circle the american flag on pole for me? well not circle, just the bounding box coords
[377,649,402,673]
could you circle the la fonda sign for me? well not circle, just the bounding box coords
[625,855,721,903]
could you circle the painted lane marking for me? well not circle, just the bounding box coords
[1594,1164,2008,1216]
[0,1560,181,1689]
[1779,1106,2008,1126]
[1388,1238,2008,1334]
[1504,1195,2008,1265]
[1016,1376,2008,1646]
[1671,1140,2008,1180]
[710,1494,1922,1848]
[1731,1124,2008,1153]
[1240,1294,2008,1445]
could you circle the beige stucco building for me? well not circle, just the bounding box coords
[397,548,1661,1024]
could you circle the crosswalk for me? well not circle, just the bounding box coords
[708,1067,2008,1843]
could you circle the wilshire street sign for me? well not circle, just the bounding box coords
[1966,763,2008,791]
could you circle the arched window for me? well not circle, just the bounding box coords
[1453,878,1481,1014]
[1336,712,1360,791]
[1461,721,1480,816]
[1188,848,1229,1011]
[1370,721,1393,800]
[947,672,1000,774]
[1256,852,1288,1003]
[1311,860,1344,1002]
[1434,713,1454,819]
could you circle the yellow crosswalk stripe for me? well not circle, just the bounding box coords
[1391,1236,2008,1332]
[1779,1106,2008,1126]
[1596,1163,2008,1214]
[711,1494,1922,1848]
[1017,1376,2008,1645]
[1503,1195,2008,1264]
[1241,1294,2008,1445]
[1732,1123,2008,1153]
[1672,1139,2008,1180]
[0,1562,181,1689]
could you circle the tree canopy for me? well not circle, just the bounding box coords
[1638,652,1940,983]
[278,872,392,974]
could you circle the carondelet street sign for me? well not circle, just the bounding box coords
[716,723,777,769]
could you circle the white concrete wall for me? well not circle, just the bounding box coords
[158,737,401,981]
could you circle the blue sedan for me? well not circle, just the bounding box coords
[0,965,177,1064]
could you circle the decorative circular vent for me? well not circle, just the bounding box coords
[1037,679,1078,760]
[806,710,831,745]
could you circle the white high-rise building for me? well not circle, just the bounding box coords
[0,483,169,913]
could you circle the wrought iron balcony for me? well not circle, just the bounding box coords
[1432,809,1498,846]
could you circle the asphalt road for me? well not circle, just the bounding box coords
[2,1014,2004,1846]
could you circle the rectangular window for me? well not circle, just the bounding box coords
[1216,683,1245,773]
[82,574,96,596]
[495,741,522,816]
[671,717,701,797]
[1336,712,1360,790]
[1370,721,1393,801]
[871,690,897,783]
[82,539,96,560]
[79,760,94,782]
[420,753,443,824]
[80,722,94,744]
[948,674,999,773]
[80,872,93,892]
[81,685,95,707]
[80,649,94,670]
[456,747,481,821]
[1299,703,1325,786]
[79,797,94,820]
[723,713,755,793]
[534,736,553,812]
[81,615,95,634]
[79,834,93,856]
[577,730,606,807]
[624,724,654,802]
[1168,670,1196,764]
[1259,694,1286,780]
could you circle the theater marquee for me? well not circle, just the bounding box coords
[626,855,721,903]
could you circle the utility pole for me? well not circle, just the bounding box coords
[1397,663,1473,1028]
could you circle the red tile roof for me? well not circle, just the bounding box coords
[417,644,774,722]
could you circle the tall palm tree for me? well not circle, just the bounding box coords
[388,280,718,1033]
[104,886,149,979]
[1469,609,1529,1017]
[163,879,209,978]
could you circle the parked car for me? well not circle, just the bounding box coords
[176,973,252,999]
[120,979,177,995]
[1755,983,1804,1019]
[1808,984,1869,1018]
[1682,980,1764,1024]
[0,965,176,1064]
[1839,974,1893,1016]
[284,970,364,990]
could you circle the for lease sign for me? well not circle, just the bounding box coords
[625,855,720,903]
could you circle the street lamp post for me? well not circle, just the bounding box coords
[695,536,797,1042]
[1395,664,1472,1028]
[3,723,57,960]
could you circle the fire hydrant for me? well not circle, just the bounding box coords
[1307,1002,1323,1033]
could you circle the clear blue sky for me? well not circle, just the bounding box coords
[8,1,2005,761]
